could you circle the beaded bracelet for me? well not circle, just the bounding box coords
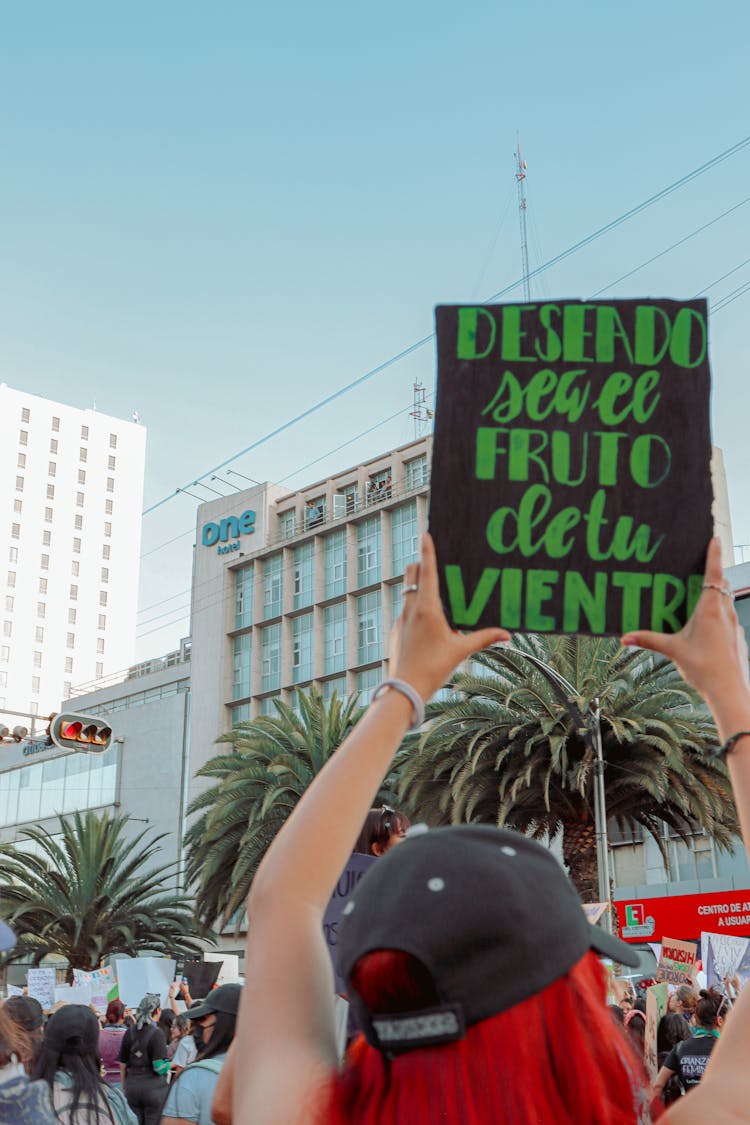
[716,731,750,761]
[372,679,425,730]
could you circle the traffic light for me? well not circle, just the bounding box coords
[48,712,113,754]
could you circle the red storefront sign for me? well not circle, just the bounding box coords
[615,889,750,942]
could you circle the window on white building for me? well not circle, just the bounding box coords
[21,407,30,423]
[262,554,283,619]
[17,454,25,469]
[357,517,381,587]
[278,509,297,540]
[293,542,314,610]
[292,613,314,684]
[235,565,254,630]
[405,454,428,490]
[357,590,382,665]
[261,623,282,693]
[51,416,60,431]
[324,601,347,675]
[232,633,252,700]
[391,501,419,576]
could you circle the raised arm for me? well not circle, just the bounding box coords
[233,534,508,1125]
[623,539,750,1123]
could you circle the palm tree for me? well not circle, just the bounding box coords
[397,636,737,900]
[185,687,395,929]
[0,810,209,980]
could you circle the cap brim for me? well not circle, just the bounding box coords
[590,928,640,968]
[0,919,15,953]
[185,1000,214,1019]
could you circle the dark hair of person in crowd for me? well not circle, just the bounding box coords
[0,1005,30,1068]
[157,1007,175,1037]
[32,1006,113,1123]
[656,1011,691,1057]
[175,1012,192,1037]
[608,1003,625,1024]
[104,999,125,1025]
[353,806,410,857]
[198,1009,237,1062]
[624,1008,646,1055]
[695,987,725,1029]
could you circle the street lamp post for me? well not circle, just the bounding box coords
[491,645,613,931]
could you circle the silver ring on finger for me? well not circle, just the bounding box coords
[702,581,734,600]
[403,584,419,595]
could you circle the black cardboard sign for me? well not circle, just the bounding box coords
[429,299,713,636]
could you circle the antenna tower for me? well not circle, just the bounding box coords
[409,381,433,439]
[515,137,531,301]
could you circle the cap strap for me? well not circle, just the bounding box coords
[370,1004,466,1051]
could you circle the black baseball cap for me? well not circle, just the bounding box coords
[338,825,638,1051]
[186,983,241,1019]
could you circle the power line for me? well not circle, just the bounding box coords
[141,132,750,521]
[588,196,750,298]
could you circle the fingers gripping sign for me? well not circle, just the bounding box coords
[392,534,510,704]
[622,538,749,708]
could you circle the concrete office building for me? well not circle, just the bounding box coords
[187,436,432,808]
[0,385,146,729]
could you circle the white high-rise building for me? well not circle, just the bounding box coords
[0,385,146,727]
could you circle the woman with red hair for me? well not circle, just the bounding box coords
[227,535,750,1125]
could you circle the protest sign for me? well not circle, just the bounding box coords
[702,930,750,990]
[182,959,222,1000]
[6,985,23,999]
[429,300,713,635]
[114,957,176,1008]
[323,853,376,993]
[54,984,92,1006]
[656,936,698,985]
[27,968,56,1010]
[644,982,669,1080]
[73,966,117,1011]
[205,952,239,985]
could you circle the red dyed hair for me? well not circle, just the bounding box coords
[327,950,660,1124]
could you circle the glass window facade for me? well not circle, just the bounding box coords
[324,601,347,675]
[292,613,314,684]
[324,530,347,599]
[262,554,283,619]
[391,501,419,576]
[406,454,428,489]
[232,632,252,700]
[357,667,380,705]
[293,542,314,610]
[279,509,297,540]
[0,746,119,828]
[259,696,280,717]
[322,676,347,702]
[231,703,252,725]
[391,581,403,625]
[261,623,282,692]
[235,564,254,629]
[357,590,382,665]
[357,517,381,588]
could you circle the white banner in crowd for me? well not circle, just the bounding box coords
[27,968,56,1010]
[55,984,92,1006]
[204,952,240,985]
[114,957,176,1009]
[73,966,117,1011]
[703,931,750,989]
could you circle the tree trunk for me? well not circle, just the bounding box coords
[562,817,601,903]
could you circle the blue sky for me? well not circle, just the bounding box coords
[1,1,748,658]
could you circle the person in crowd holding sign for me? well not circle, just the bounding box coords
[160,983,240,1125]
[652,988,727,1103]
[119,994,169,1125]
[224,534,750,1124]
[32,1004,136,1124]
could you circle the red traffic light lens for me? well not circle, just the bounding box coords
[61,722,83,740]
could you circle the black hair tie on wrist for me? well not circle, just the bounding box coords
[715,731,750,761]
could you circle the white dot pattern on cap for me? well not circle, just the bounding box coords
[501,846,517,856]
[427,877,445,892]
[342,901,355,915]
